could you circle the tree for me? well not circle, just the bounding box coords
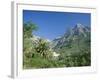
[35,38,53,59]
[23,21,38,68]
[23,21,38,56]
[23,21,38,38]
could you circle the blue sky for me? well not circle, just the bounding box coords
[23,10,91,40]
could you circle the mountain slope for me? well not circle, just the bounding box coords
[52,23,90,56]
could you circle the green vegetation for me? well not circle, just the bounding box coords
[23,22,62,68]
[23,22,91,69]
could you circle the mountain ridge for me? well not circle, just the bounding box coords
[52,23,90,56]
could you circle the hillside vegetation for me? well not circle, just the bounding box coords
[23,22,91,69]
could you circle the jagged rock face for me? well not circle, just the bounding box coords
[52,24,90,56]
[71,23,90,37]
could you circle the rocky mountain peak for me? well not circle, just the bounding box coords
[71,23,90,37]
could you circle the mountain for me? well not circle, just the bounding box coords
[31,35,51,44]
[52,23,90,56]
[30,23,90,60]
[70,23,90,37]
